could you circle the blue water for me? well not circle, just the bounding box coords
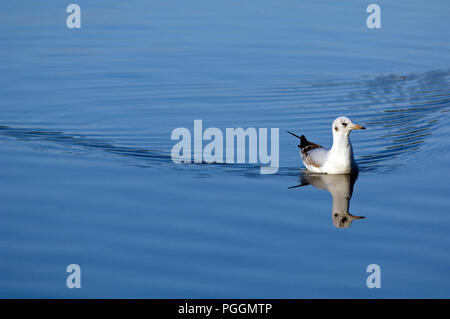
[0,0,449,298]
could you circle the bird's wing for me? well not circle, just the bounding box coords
[287,132,323,151]
[287,132,328,168]
[302,148,329,168]
[300,137,322,153]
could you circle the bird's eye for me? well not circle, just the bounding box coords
[341,122,347,127]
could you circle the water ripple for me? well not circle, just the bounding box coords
[1,69,449,175]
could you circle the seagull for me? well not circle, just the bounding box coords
[288,116,365,174]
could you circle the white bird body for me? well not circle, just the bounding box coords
[289,116,365,174]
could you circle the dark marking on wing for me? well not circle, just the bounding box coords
[287,131,323,168]
[299,135,322,153]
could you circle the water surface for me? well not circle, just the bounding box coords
[0,0,449,298]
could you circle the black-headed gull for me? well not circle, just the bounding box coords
[288,116,366,174]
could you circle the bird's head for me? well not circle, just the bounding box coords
[332,212,365,228]
[332,116,365,136]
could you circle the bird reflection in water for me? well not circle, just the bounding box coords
[289,172,365,228]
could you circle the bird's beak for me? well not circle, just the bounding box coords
[351,124,366,130]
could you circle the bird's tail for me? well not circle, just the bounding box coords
[287,131,302,139]
[287,131,306,149]
[287,131,320,151]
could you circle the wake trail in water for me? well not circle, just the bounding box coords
[1,69,449,176]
